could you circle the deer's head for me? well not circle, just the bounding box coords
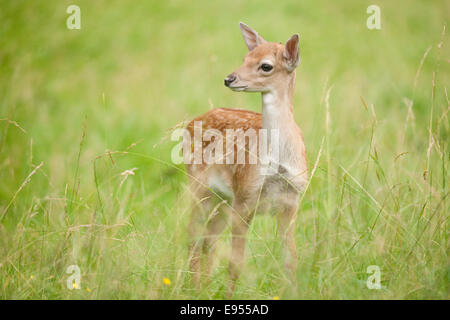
[224,22,300,94]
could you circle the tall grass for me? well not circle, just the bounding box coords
[0,0,448,299]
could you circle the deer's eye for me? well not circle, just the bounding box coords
[261,63,273,72]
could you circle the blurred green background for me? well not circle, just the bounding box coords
[0,0,448,299]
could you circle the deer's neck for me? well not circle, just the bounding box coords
[261,72,296,132]
[260,72,299,169]
[260,72,306,178]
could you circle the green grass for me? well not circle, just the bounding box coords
[0,0,448,299]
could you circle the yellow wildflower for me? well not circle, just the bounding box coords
[163,277,171,286]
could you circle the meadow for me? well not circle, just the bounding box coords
[0,0,448,299]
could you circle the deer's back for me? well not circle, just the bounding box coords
[186,108,262,136]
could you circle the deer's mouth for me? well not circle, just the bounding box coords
[229,85,248,92]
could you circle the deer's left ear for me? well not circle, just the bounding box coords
[283,34,300,72]
[239,22,266,51]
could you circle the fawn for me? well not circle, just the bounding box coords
[185,22,308,296]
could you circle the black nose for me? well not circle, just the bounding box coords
[224,74,236,87]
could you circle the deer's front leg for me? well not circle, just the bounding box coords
[227,202,253,297]
[277,203,299,278]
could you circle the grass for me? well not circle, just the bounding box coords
[0,0,449,299]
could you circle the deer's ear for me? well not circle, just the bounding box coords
[283,34,300,72]
[239,22,266,51]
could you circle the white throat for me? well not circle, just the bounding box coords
[260,89,297,172]
[261,91,293,130]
